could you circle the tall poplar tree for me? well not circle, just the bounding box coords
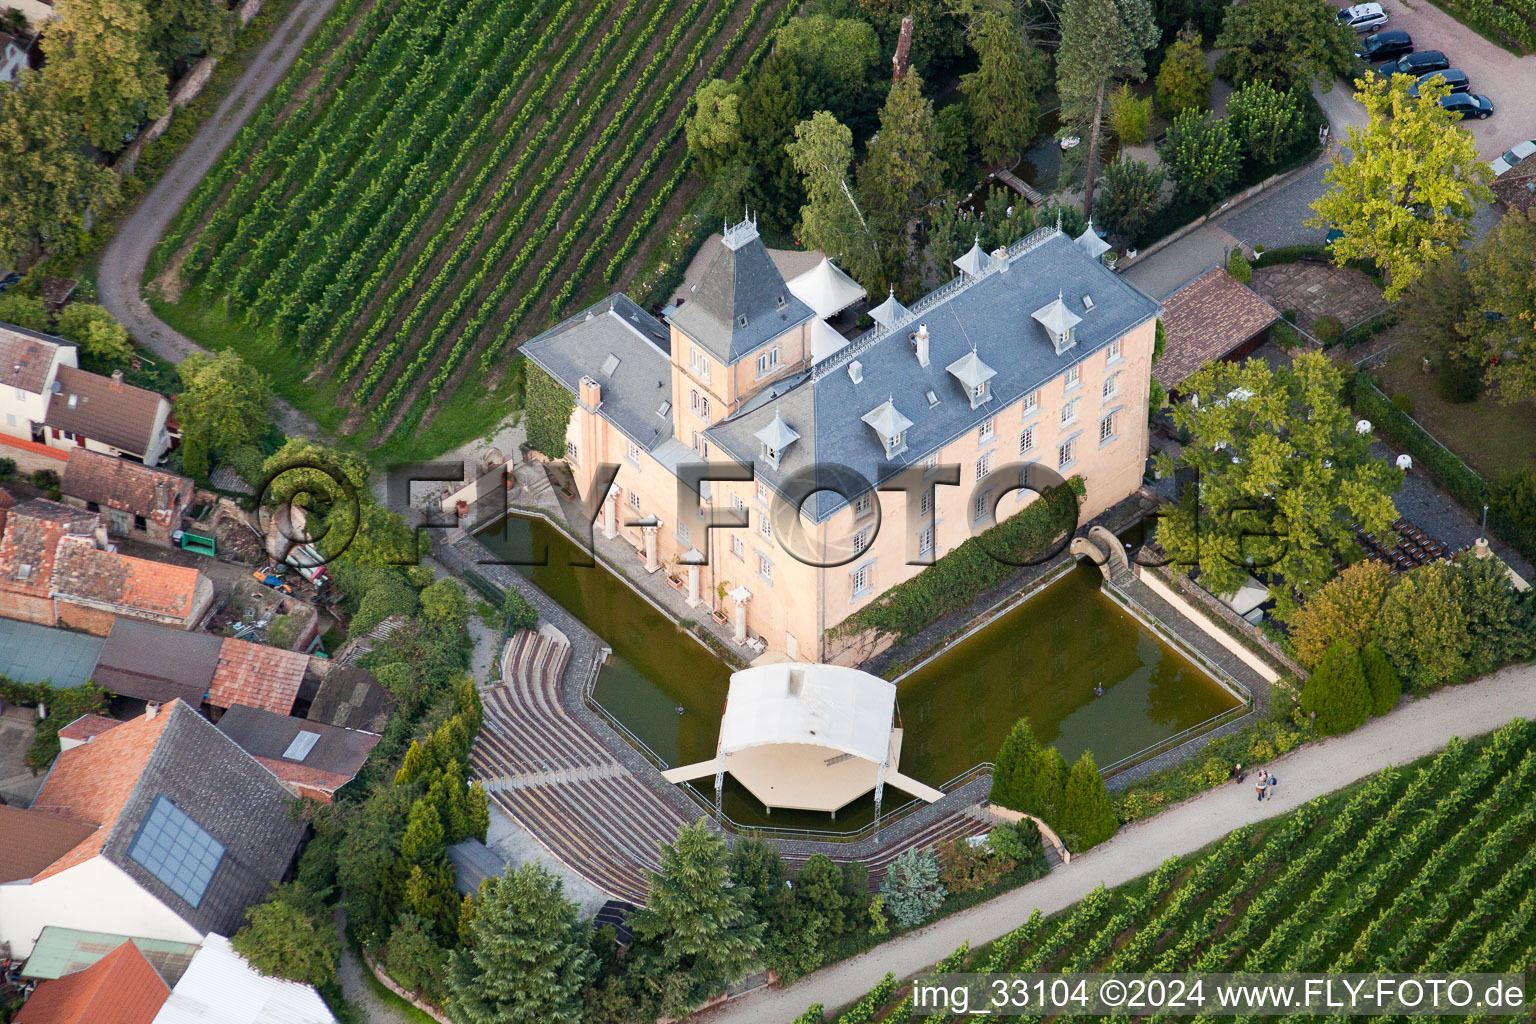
[1055,0,1158,219]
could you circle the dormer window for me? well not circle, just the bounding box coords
[862,398,914,460]
[737,314,749,329]
[753,410,799,471]
[946,349,997,411]
[1032,291,1084,356]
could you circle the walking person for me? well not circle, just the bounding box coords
[1267,773,1278,799]
[1255,778,1265,802]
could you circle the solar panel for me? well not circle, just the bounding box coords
[282,730,322,761]
[127,796,225,909]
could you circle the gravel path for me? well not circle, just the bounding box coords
[95,0,337,438]
[334,911,412,1024]
[699,660,1536,1024]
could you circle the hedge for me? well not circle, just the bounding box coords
[827,479,1084,644]
[1347,369,1535,565]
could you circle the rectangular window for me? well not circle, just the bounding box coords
[759,513,772,540]
[565,440,578,462]
[628,491,641,511]
[917,526,934,556]
[1103,374,1118,401]
[1058,438,1076,468]
[1065,365,1081,389]
[851,564,870,597]
[975,451,992,480]
[923,453,940,471]
[1100,413,1116,442]
[852,527,870,554]
[690,347,711,381]
[1061,400,1077,426]
[1018,426,1036,456]
[677,522,690,545]
[627,441,641,462]
[731,536,744,559]
[919,489,933,517]
[854,493,873,518]
[756,481,768,503]
[1107,338,1122,363]
[1021,390,1038,414]
[757,347,780,377]
[758,553,773,581]
[974,492,989,522]
[978,417,995,442]
[731,494,745,515]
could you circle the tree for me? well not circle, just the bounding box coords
[858,71,942,288]
[1300,642,1372,734]
[384,913,449,1000]
[788,112,880,286]
[1154,30,1211,118]
[737,49,806,232]
[1226,81,1303,167]
[338,784,411,948]
[419,577,468,627]
[46,0,169,151]
[774,14,882,130]
[1055,0,1159,219]
[1372,562,1471,692]
[629,821,763,1013]
[1452,553,1536,675]
[0,71,119,262]
[960,9,1048,165]
[54,303,133,364]
[728,837,788,929]
[231,883,340,988]
[686,79,743,178]
[1159,109,1240,203]
[1459,208,1536,404]
[174,349,273,478]
[1360,642,1401,717]
[1153,354,1401,619]
[1287,560,1393,669]
[990,717,1071,823]
[879,848,946,928]
[504,588,539,631]
[0,292,50,331]
[1106,83,1153,146]
[1059,751,1118,849]
[146,0,233,70]
[934,103,974,187]
[1214,0,1354,90]
[1307,74,1493,301]
[1097,158,1164,242]
[447,865,596,1024]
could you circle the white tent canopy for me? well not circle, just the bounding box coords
[810,318,851,361]
[719,663,895,766]
[786,258,867,319]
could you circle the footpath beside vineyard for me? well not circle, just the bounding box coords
[700,661,1536,1024]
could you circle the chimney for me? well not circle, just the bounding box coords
[154,478,168,512]
[991,246,1010,272]
[144,702,160,720]
[892,16,913,80]
[912,323,930,367]
[848,360,864,384]
[578,375,602,410]
[110,369,124,391]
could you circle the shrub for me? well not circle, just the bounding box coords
[1106,83,1153,145]
[936,837,1012,893]
[1299,641,1371,735]
[420,578,469,627]
[1361,642,1401,716]
[1313,314,1342,346]
[1226,247,1252,284]
[30,469,59,490]
[503,588,539,631]
[879,848,946,928]
[1390,393,1412,414]
[987,817,1044,866]
[0,457,15,480]
[1159,109,1240,203]
[1436,352,1482,403]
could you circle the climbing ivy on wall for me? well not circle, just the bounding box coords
[523,360,577,461]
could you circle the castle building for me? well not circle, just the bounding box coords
[523,217,1161,662]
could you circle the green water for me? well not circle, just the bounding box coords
[474,515,1240,830]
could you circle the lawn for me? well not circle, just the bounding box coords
[1372,329,1536,481]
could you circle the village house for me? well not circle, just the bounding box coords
[215,704,380,802]
[60,449,194,547]
[1,323,76,446]
[0,29,35,85]
[0,499,214,635]
[523,216,1161,662]
[0,700,306,958]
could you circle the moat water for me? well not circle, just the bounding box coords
[474,514,1241,832]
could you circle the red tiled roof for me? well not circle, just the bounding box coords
[0,500,97,599]
[62,450,193,525]
[45,366,167,459]
[52,537,205,619]
[28,705,176,881]
[207,638,309,715]
[1153,267,1278,389]
[57,714,122,743]
[14,940,169,1024]
[1492,154,1536,213]
[0,804,99,883]
[0,323,68,395]
[0,432,70,463]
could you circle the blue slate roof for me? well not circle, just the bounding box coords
[665,226,815,365]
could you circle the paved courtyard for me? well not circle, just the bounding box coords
[1251,262,1386,332]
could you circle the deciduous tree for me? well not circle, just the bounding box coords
[685,79,743,178]
[1459,208,1536,404]
[47,0,169,151]
[1308,74,1492,300]
[174,349,272,478]
[1153,353,1401,618]
[55,303,133,364]
[231,883,340,988]
[1159,109,1240,203]
[774,14,882,130]
[1372,561,1471,691]
[0,292,51,331]
[447,864,596,1024]
[1055,0,1158,219]
[1214,0,1354,89]
[788,111,880,286]
[1287,560,1393,669]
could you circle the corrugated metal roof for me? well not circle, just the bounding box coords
[21,927,200,986]
[151,934,334,1024]
[0,618,103,688]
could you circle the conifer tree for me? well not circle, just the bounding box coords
[1301,641,1372,734]
[960,9,1048,165]
[1060,751,1118,849]
[1361,642,1401,717]
[859,71,942,289]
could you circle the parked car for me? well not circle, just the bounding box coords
[1377,49,1448,77]
[1356,29,1413,61]
[1490,139,1536,175]
[1337,2,1389,31]
[1439,93,1494,119]
[1409,68,1471,97]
